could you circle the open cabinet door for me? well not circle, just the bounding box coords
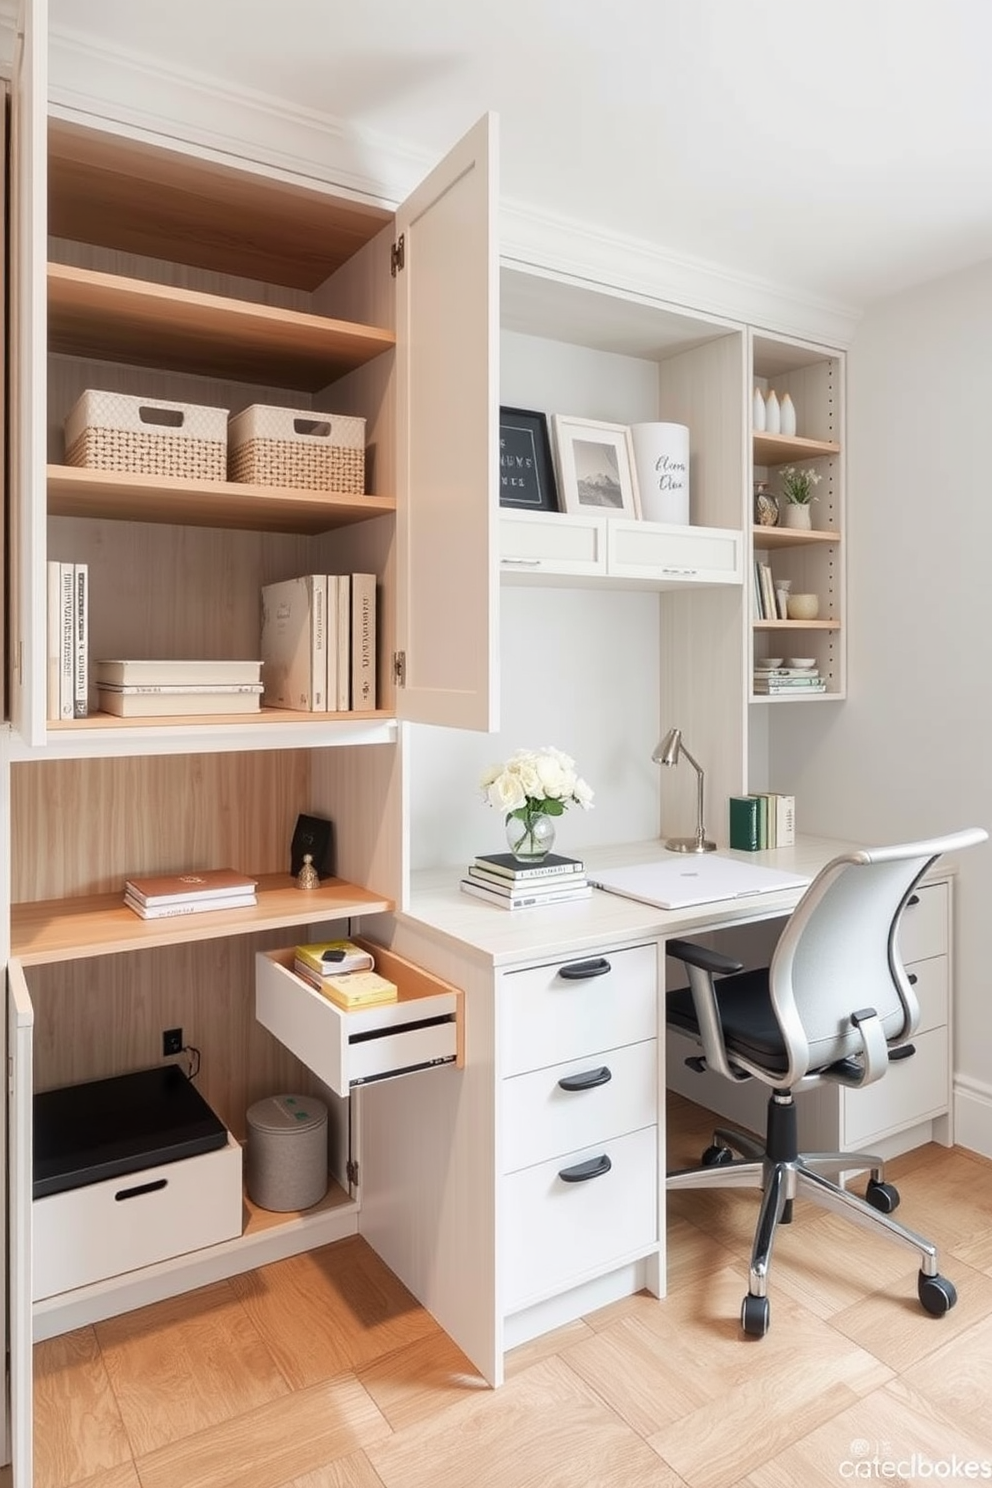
[7,961,34,1488]
[8,0,48,747]
[394,113,499,732]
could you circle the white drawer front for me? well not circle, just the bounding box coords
[499,512,606,576]
[906,955,948,1036]
[897,882,948,964]
[502,1124,658,1312]
[256,949,459,1096]
[842,1026,948,1149]
[34,1134,243,1300]
[607,520,742,585]
[501,944,657,1078]
[502,1038,657,1174]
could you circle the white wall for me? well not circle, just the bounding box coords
[770,256,992,1154]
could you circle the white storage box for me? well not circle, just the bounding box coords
[34,1134,244,1299]
[64,390,229,481]
[246,1093,328,1211]
[229,404,366,493]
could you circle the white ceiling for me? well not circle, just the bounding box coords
[46,0,992,315]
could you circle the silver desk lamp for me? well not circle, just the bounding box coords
[653,727,716,854]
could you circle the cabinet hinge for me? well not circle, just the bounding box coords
[393,651,406,687]
[390,234,405,277]
[346,1158,359,1188]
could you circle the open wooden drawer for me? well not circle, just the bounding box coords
[256,939,464,1097]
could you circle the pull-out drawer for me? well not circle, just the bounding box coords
[256,942,463,1097]
[500,943,657,1078]
[502,1124,658,1312]
[842,1026,948,1148]
[905,955,948,1036]
[502,1039,657,1174]
[898,882,948,965]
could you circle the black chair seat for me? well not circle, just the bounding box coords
[666,970,789,1074]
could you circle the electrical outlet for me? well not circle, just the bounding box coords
[163,1027,183,1057]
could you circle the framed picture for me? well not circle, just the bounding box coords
[498,407,559,512]
[551,416,641,518]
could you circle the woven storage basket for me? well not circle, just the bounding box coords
[64,390,228,481]
[228,405,366,494]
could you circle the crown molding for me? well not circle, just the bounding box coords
[31,19,861,346]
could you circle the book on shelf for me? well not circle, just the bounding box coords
[472,851,585,881]
[294,964,398,1009]
[97,688,263,717]
[46,562,63,721]
[459,877,593,909]
[351,572,377,710]
[758,563,777,624]
[753,681,826,694]
[124,891,258,919]
[753,667,820,678]
[773,793,796,847]
[467,863,588,893]
[294,940,375,976]
[259,574,328,712]
[74,562,89,718]
[47,561,87,721]
[326,574,351,711]
[125,868,259,907]
[95,659,263,687]
[728,795,760,852]
[99,682,266,696]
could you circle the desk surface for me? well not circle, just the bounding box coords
[401,834,893,968]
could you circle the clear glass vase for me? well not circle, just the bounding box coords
[506,809,556,863]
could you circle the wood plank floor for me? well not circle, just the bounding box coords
[29,1094,992,1488]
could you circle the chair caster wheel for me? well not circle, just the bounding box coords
[918,1272,957,1317]
[866,1179,900,1214]
[740,1293,770,1337]
[701,1144,733,1166]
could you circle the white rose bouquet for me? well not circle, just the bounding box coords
[480,746,593,860]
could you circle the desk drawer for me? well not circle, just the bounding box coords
[842,1026,948,1148]
[906,955,948,1036]
[502,1039,657,1174]
[502,1124,658,1312]
[500,944,657,1078]
[256,945,461,1097]
[898,882,947,964]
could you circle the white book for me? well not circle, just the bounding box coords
[773,793,796,847]
[259,575,325,711]
[46,561,62,721]
[97,689,263,718]
[459,877,593,909]
[310,572,327,712]
[74,562,89,719]
[124,891,258,920]
[351,572,377,711]
[334,574,351,710]
[100,682,264,696]
[59,562,75,720]
[95,659,263,686]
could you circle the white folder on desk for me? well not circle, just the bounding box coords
[589,854,809,911]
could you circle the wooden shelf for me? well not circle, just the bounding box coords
[47,465,395,534]
[753,431,840,466]
[48,263,395,390]
[753,619,840,631]
[752,525,840,550]
[10,873,393,966]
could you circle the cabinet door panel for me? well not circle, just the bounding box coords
[608,521,742,585]
[395,113,498,730]
[8,958,36,1486]
[842,1026,948,1148]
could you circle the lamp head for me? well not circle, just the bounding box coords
[652,728,682,768]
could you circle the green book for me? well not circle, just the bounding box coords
[729,796,760,852]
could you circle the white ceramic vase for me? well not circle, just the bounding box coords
[629,422,690,524]
[780,392,797,437]
[752,388,766,432]
[780,503,812,530]
[787,592,819,621]
[765,390,781,435]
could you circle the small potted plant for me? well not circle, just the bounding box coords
[480,746,593,861]
[778,466,822,530]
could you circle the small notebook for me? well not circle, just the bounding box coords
[588,854,809,911]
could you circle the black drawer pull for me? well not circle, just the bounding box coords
[558,1066,612,1092]
[115,1178,168,1202]
[907,894,920,907]
[889,1044,916,1062]
[907,972,918,985]
[558,1154,612,1183]
[558,958,611,981]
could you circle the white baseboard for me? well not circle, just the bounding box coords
[953,1076,992,1159]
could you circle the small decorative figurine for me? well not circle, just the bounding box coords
[296,853,320,890]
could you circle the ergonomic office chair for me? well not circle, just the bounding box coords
[666,827,987,1336]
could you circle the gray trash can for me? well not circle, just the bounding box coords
[246,1093,328,1211]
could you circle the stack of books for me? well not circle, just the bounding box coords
[124,868,258,919]
[460,852,590,909]
[729,794,796,851]
[95,659,264,717]
[293,939,398,1010]
[753,664,826,695]
[259,572,377,713]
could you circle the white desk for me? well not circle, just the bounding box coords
[359,833,955,1386]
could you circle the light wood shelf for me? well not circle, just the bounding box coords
[753,431,840,466]
[47,707,393,732]
[10,873,393,966]
[48,466,395,533]
[753,619,840,631]
[752,525,840,550]
[48,262,395,390]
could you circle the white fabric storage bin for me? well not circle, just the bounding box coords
[64,390,229,481]
[228,404,366,493]
[33,1134,243,1299]
[246,1093,328,1211]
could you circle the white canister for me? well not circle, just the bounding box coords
[629,422,690,525]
